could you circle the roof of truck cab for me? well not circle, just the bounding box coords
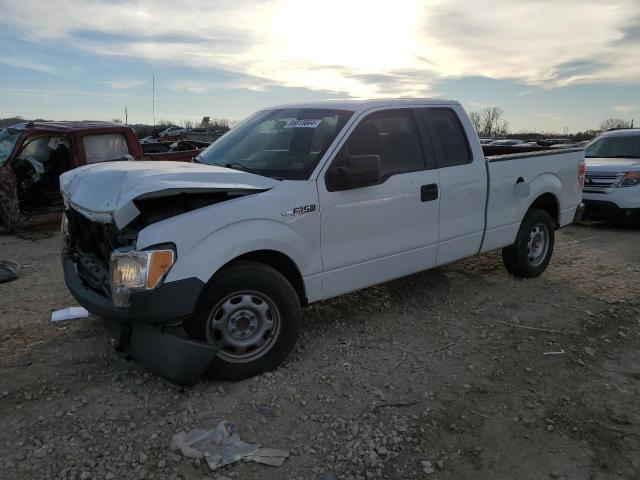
[264,98,460,113]
[11,121,134,134]
[600,128,640,137]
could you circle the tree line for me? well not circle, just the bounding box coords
[468,106,634,141]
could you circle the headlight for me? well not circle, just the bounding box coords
[110,249,175,307]
[617,172,640,188]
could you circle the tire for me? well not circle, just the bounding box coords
[184,261,301,380]
[502,208,555,278]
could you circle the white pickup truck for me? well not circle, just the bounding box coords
[60,99,585,383]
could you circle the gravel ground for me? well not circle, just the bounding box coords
[1,222,639,480]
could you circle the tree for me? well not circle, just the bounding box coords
[182,120,195,129]
[111,117,123,124]
[156,120,176,129]
[600,118,630,131]
[469,106,509,137]
[469,111,482,134]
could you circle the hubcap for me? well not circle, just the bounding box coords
[206,290,280,363]
[527,223,549,267]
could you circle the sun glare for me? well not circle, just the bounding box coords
[269,0,423,70]
[244,0,426,96]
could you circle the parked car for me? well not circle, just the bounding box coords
[159,126,189,138]
[0,121,202,231]
[59,99,585,383]
[582,128,640,219]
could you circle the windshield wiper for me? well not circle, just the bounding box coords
[224,162,260,174]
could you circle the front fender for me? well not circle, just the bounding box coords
[164,218,314,285]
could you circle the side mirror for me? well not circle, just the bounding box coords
[327,154,381,191]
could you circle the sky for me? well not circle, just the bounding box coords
[0,0,638,133]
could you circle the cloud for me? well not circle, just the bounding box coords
[1,0,639,97]
[101,79,145,89]
[613,105,639,114]
[0,55,56,73]
[0,87,130,100]
[170,80,211,94]
[169,74,272,94]
[532,113,565,121]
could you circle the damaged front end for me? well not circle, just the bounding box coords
[60,161,277,383]
[62,207,218,384]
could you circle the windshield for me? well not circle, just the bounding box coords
[196,108,353,180]
[585,135,640,158]
[0,128,21,166]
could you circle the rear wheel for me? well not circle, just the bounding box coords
[502,208,555,278]
[184,261,301,380]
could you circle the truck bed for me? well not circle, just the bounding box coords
[480,147,584,254]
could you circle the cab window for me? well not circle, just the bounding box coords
[82,133,131,163]
[420,108,471,168]
[335,109,425,180]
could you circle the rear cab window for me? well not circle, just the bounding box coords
[82,133,131,164]
[419,108,472,168]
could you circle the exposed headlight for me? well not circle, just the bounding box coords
[617,172,640,188]
[110,249,175,307]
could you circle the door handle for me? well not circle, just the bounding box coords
[420,184,438,202]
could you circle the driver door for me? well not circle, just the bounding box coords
[317,108,440,299]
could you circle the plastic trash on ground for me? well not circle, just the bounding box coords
[0,260,18,283]
[51,306,89,322]
[170,420,289,471]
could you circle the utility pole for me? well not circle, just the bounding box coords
[152,75,156,128]
[124,106,128,124]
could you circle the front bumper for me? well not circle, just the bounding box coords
[582,200,640,220]
[110,323,219,385]
[62,255,204,324]
[63,255,217,384]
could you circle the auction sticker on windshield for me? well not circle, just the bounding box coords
[284,119,322,128]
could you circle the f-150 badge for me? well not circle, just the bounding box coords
[281,204,316,216]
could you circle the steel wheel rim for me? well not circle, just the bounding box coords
[206,290,281,363]
[526,223,549,267]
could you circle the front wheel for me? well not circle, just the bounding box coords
[502,208,555,278]
[184,261,301,380]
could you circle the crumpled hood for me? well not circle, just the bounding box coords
[60,161,277,229]
[585,157,640,172]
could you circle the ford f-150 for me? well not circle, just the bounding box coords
[59,99,585,383]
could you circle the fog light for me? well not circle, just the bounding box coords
[110,249,175,307]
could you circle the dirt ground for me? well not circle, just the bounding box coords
[0,222,639,480]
